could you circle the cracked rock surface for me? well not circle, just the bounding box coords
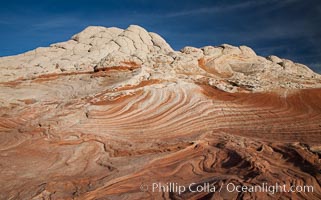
[0,25,321,200]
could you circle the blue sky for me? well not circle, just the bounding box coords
[1,0,321,72]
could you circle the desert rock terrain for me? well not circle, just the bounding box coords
[0,25,321,199]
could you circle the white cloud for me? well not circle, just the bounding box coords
[164,0,299,18]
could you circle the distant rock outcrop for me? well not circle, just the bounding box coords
[0,25,321,200]
[0,25,320,91]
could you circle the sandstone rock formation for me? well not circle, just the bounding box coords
[0,25,321,199]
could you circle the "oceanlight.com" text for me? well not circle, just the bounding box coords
[141,182,314,195]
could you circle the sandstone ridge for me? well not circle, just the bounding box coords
[0,25,321,200]
[0,25,320,92]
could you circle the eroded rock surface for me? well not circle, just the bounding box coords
[0,25,321,200]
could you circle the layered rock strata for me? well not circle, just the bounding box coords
[0,25,321,200]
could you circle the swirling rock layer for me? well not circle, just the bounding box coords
[0,25,321,200]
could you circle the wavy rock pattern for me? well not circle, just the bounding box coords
[0,25,321,199]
